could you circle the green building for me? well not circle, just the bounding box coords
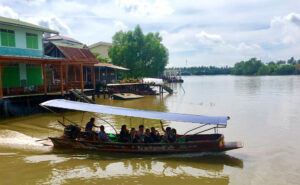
[0,16,58,95]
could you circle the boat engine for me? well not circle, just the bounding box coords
[64,124,81,139]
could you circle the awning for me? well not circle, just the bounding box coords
[40,99,228,125]
[94,63,129,71]
[106,83,140,86]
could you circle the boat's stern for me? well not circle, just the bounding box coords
[49,137,74,148]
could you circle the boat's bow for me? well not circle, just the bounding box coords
[221,141,243,151]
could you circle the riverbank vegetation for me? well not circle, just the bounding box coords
[108,25,169,78]
[170,57,300,75]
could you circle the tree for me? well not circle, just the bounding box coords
[92,52,109,63]
[276,60,286,65]
[108,25,169,78]
[276,65,296,75]
[287,57,296,65]
[231,58,263,75]
[257,65,270,75]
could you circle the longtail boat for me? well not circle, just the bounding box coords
[40,99,243,154]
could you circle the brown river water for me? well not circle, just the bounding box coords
[0,75,299,185]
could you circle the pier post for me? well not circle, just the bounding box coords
[80,64,84,93]
[42,64,47,95]
[92,66,96,90]
[4,100,8,117]
[74,65,77,82]
[65,64,69,93]
[59,64,64,95]
[105,68,108,84]
[0,65,3,98]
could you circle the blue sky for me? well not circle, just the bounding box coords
[0,0,300,67]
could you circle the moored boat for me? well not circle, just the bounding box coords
[112,93,144,100]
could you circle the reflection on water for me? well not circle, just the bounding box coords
[1,75,300,185]
[41,154,241,185]
[0,150,242,185]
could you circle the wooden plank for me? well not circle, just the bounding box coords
[42,64,47,95]
[0,65,3,98]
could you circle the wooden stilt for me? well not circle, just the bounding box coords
[98,67,101,81]
[80,64,84,93]
[65,64,68,93]
[59,64,64,95]
[105,68,108,84]
[0,65,3,98]
[42,64,47,95]
[115,69,118,82]
[92,66,96,90]
[74,65,77,82]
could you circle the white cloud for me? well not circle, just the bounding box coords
[113,20,128,31]
[0,0,299,66]
[271,12,300,28]
[115,0,173,18]
[0,4,18,19]
[24,16,71,35]
[195,31,224,45]
[23,0,46,5]
[270,12,300,45]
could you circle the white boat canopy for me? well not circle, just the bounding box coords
[40,99,228,125]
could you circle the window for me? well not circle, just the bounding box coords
[26,33,38,49]
[0,29,16,47]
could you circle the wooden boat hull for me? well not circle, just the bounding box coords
[49,135,242,154]
[112,93,144,100]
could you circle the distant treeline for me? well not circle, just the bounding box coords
[169,57,300,75]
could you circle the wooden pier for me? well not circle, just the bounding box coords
[0,89,95,119]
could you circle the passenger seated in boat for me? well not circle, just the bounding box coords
[85,118,100,139]
[136,124,145,143]
[98,125,111,142]
[130,128,138,143]
[162,127,172,143]
[144,129,153,143]
[161,121,172,143]
[120,124,130,142]
[150,127,161,142]
[169,128,177,143]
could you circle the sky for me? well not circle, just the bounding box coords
[0,0,300,67]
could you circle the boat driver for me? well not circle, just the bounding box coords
[85,118,100,138]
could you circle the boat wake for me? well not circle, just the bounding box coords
[0,129,52,152]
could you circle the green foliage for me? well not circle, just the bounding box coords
[170,57,300,76]
[91,52,109,63]
[231,58,299,75]
[170,66,232,75]
[231,58,264,75]
[257,65,269,75]
[108,25,169,78]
